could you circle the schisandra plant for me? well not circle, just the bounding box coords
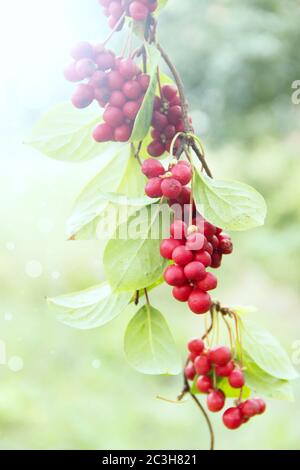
[26,0,298,450]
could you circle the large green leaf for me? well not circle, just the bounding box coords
[241,318,299,381]
[103,204,170,292]
[25,102,111,162]
[192,154,267,231]
[67,149,147,239]
[124,305,181,375]
[244,355,294,401]
[47,283,132,330]
[130,46,160,142]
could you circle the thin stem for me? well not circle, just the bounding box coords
[189,393,215,451]
[191,141,213,178]
[103,13,126,46]
[144,288,150,306]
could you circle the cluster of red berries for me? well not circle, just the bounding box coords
[65,42,150,142]
[99,0,158,29]
[142,158,192,200]
[159,216,233,315]
[147,85,191,157]
[185,339,266,430]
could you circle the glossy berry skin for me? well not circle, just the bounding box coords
[208,346,231,366]
[184,261,206,281]
[194,251,212,268]
[223,407,243,430]
[123,101,140,120]
[114,124,132,142]
[188,338,205,355]
[171,164,192,185]
[160,238,182,260]
[118,58,138,79]
[185,363,196,381]
[170,220,187,240]
[197,375,213,394]
[197,272,218,291]
[240,399,260,418]
[215,361,234,377]
[194,355,211,375]
[228,368,245,389]
[207,389,225,412]
[188,289,212,314]
[172,246,194,267]
[161,178,182,199]
[110,90,126,108]
[103,106,124,127]
[145,178,163,198]
[129,1,149,21]
[142,158,165,179]
[172,285,193,302]
[71,84,94,109]
[93,123,113,142]
[254,398,266,415]
[123,80,142,100]
[164,265,187,287]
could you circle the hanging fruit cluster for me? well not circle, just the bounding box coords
[99,0,158,29]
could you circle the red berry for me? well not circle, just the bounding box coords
[219,235,233,255]
[188,289,212,314]
[185,363,196,381]
[145,177,162,198]
[197,272,218,291]
[109,90,126,108]
[114,124,132,142]
[184,261,206,281]
[123,80,142,100]
[160,238,182,259]
[129,1,149,21]
[142,158,165,178]
[71,84,94,108]
[211,252,222,269]
[172,285,193,302]
[168,105,182,125]
[93,123,113,142]
[206,242,213,255]
[215,361,234,377]
[147,140,165,157]
[108,1,124,18]
[123,100,140,120]
[64,62,80,82]
[177,186,192,205]
[71,41,94,60]
[197,375,213,394]
[202,221,217,239]
[208,346,231,366]
[75,58,95,79]
[118,58,138,79]
[207,389,225,412]
[171,164,192,185]
[162,84,178,101]
[107,70,124,90]
[240,400,260,418]
[188,338,205,355]
[228,368,245,389]
[138,73,150,91]
[163,124,176,140]
[161,178,182,199]
[152,111,169,131]
[254,398,266,415]
[103,106,124,127]
[194,355,211,375]
[170,220,187,239]
[94,87,111,107]
[164,265,187,287]
[185,233,206,251]
[194,251,212,268]
[96,52,116,71]
[172,246,194,266]
[223,407,243,430]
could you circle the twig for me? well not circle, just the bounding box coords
[191,141,213,178]
[103,13,126,46]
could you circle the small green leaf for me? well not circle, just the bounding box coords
[104,204,170,292]
[47,283,132,330]
[130,46,160,142]
[157,0,169,12]
[124,305,181,375]
[241,319,299,381]
[217,378,251,399]
[244,355,294,401]
[25,102,111,162]
[192,155,267,231]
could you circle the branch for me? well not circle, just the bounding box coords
[191,141,213,178]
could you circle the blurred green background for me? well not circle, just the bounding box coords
[0,0,300,450]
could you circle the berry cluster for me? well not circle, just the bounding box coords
[64,42,150,142]
[185,339,266,430]
[99,0,158,29]
[147,85,191,157]
[160,217,233,315]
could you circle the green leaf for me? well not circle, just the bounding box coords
[241,318,299,381]
[124,305,181,375]
[192,155,267,231]
[67,148,147,239]
[190,375,251,399]
[130,46,160,142]
[244,355,294,401]
[103,204,170,292]
[157,0,169,11]
[47,283,132,330]
[25,102,111,162]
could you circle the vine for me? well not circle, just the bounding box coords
[26,0,299,451]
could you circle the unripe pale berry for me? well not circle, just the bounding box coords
[114,124,132,142]
[215,361,234,377]
[240,399,260,418]
[171,164,192,185]
[207,389,225,412]
[194,355,211,375]
[71,84,94,108]
[197,375,213,394]
[197,272,218,291]
[223,407,243,430]
[185,363,196,381]
[188,338,205,355]
[170,220,187,240]
[142,158,165,178]
[172,246,194,267]
[164,265,187,287]
[172,284,193,302]
[188,289,212,314]
[161,178,182,199]
[129,1,149,21]
[208,346,231,366]
[92,123,113,142]
[160,238,182,259]
[228,368,245,389]
[145,177,163,198]
[184,261,206,281]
